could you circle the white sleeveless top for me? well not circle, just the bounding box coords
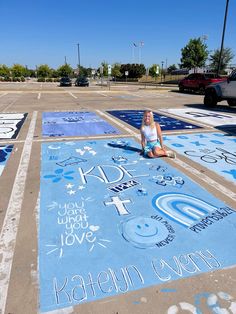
[142,124,157,141]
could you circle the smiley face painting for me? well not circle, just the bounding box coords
[121,216,169,248]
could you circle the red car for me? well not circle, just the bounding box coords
[178,73,226,94]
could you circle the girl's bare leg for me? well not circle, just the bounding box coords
[152,147,167,158]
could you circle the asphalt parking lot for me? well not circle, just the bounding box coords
[0,81,236,314]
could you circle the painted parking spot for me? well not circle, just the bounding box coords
[0,145,13,176]
[40,138,236,312]
[0,113,27,139]
[107,110,201,131]
[42,111,121,137]
[160,108,236,127]
[164,132,236,185]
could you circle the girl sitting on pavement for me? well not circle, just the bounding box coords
[140,110,175,158]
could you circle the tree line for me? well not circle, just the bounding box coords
[0,37,234,81]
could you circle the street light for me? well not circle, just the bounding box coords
[217,0,229,75]
[139,41,144,64]
[161,61,164,83]
[77,43,80,75]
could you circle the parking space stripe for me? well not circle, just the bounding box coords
[170,155,236,201]
[0,111,38,314]
[34,133,130,142]
[96,110,137,136]
[96,91,112,98]
[68,92,77,99]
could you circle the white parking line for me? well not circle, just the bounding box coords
[96,110,138,136]
[0,93,7,98]
[2,97,21,112]
[68,92,77,99]
[0,111,38,314]
[96,92,112,98]
[34,133,130,142]
[171,158,236,201]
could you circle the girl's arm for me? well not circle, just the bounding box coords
[156,123,165,150]
[140,130,146,152]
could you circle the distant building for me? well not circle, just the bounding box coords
[171,69,189,75]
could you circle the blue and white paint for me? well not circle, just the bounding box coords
[0,145,13,176]
[107,110,201,131]
[160,108,236,127]
[0,113,27,139]
[164,132,236,184]
[39,138,236,312]
[42,111,121,137]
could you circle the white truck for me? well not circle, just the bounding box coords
[204,69,236,107]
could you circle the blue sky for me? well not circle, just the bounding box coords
[0,0,235,70]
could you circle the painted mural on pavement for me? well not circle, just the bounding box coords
[0,113,27,139]
[164,132,236,185]
[107,110,201,131]
[42,111,121,137]
[40,138,236,312]
[0,145,13,176]
[160,108,236,127]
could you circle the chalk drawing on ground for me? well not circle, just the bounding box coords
[42,111,121,137]
[39,138,236,312]
[164,132,236,185]
[0,113,27,139]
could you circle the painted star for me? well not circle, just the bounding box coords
[89,150,97,155]
[78,185,85,190]
[66,183,74,189]
[76,149,85,155]
[67,190,76,195]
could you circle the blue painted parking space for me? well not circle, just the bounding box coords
[39,138,236,312]
[164,132,236,184]
[42,112,121,137]
[107,110,201,131]
[0,144,13,176]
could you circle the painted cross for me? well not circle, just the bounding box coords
[104,196,131,215]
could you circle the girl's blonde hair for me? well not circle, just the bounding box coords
[141,110,155,129]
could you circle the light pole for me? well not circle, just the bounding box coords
[161,61,164,83]
[77,43,80,76]
[139,41,144,64]
[217,0,229,75]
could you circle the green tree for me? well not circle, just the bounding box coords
[50,69,59,78]
[111,63,121,79]
[120,64,145,79]
[180,38,208,71]
[209,47,234,73]
[11,64,27,77]
[167,64,177,74]
[37,64,51,78]
[101,62,108,76]
[0,64,10,77]
[57,64,73,77]
[27,69,36,78]
[149,64,160,78]
[77,65,90,77]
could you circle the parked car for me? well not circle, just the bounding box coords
[204,69,236,107]
[75,77,89,87]
[59,77,72,87]
[178,73,226,94]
